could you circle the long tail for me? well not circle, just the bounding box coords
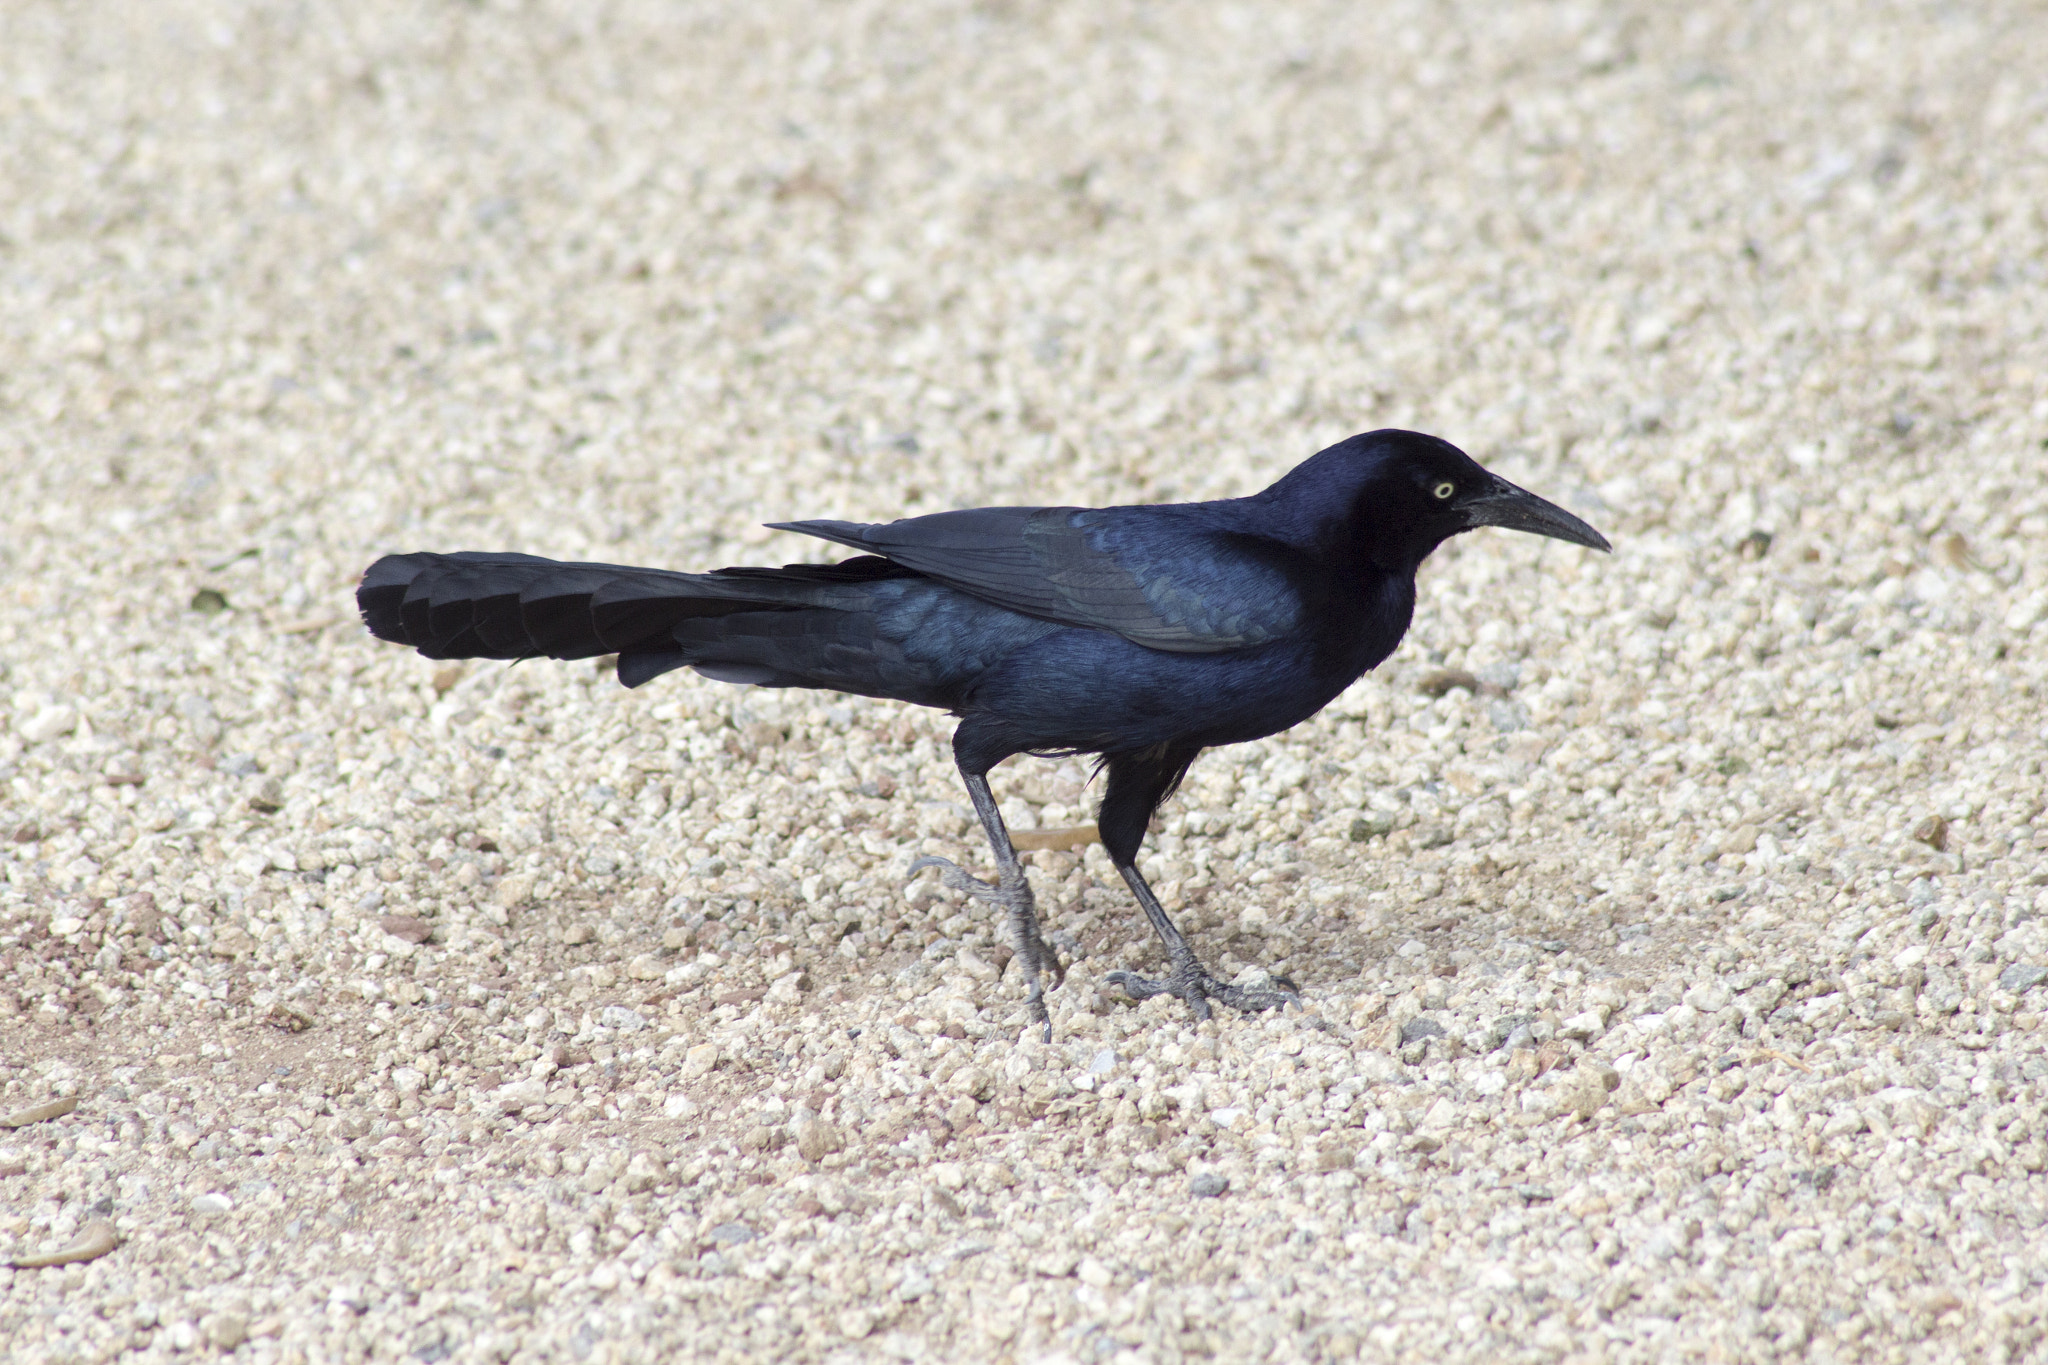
[357,549,918,689]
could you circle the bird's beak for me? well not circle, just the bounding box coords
[1462,478,1612,552]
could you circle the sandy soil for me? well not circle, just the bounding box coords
[3,2,2046,1361]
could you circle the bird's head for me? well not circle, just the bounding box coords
[1275,429,1611,569]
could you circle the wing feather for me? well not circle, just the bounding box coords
[770,505,1305,651]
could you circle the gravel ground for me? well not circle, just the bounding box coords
[4,2,2047,1361]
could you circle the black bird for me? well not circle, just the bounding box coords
[357,429,1608,1038]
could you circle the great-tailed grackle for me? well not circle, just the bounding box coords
[358,429,1608,1038]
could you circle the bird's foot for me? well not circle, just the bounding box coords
[909,854,1005,904]
[1103,959,1299,1022]
[909,856,1064,1041]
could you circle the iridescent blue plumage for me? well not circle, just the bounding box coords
[359,428,1608,1037]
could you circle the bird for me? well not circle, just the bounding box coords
[357,428,1608,1039]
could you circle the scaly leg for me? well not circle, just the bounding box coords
[909,768,1063,1041]
[1101,858,1298,1019]
[1090,746,1297,1020]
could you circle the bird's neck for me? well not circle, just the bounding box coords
[1347,567,1417,673]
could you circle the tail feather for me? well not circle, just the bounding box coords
[358,550,935,690]
[360,552,790,658]
[422,555,553,657]
[514,565,662,659]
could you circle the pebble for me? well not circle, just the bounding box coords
[378,915,433,945]
[16,705,78,745]
[1998,963,2046,994]
[1399,1016,1447,1045]
[205,1314,250,1351]
[1559,1009,1607,1041]
[598,1005,647,1032]
[794,1119,845,1163]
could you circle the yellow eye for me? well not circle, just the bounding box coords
[1433,481,1456,500]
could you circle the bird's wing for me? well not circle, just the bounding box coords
[770,505,1305,652]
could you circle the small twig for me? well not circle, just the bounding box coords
[0,1097,78,1129]
[9,1220,117,1269]
[1011,826,1098,853]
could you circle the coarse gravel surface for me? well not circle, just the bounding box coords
[4,2,2048,1362]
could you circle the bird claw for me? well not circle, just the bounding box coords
[907,854,1003,903]
[1103,962,1300,1021]
[908,855,1064,1037]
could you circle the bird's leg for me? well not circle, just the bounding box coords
[907,770,1063,1041]
[1102,859,1298,1019]
[1092,747,1296,1020]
